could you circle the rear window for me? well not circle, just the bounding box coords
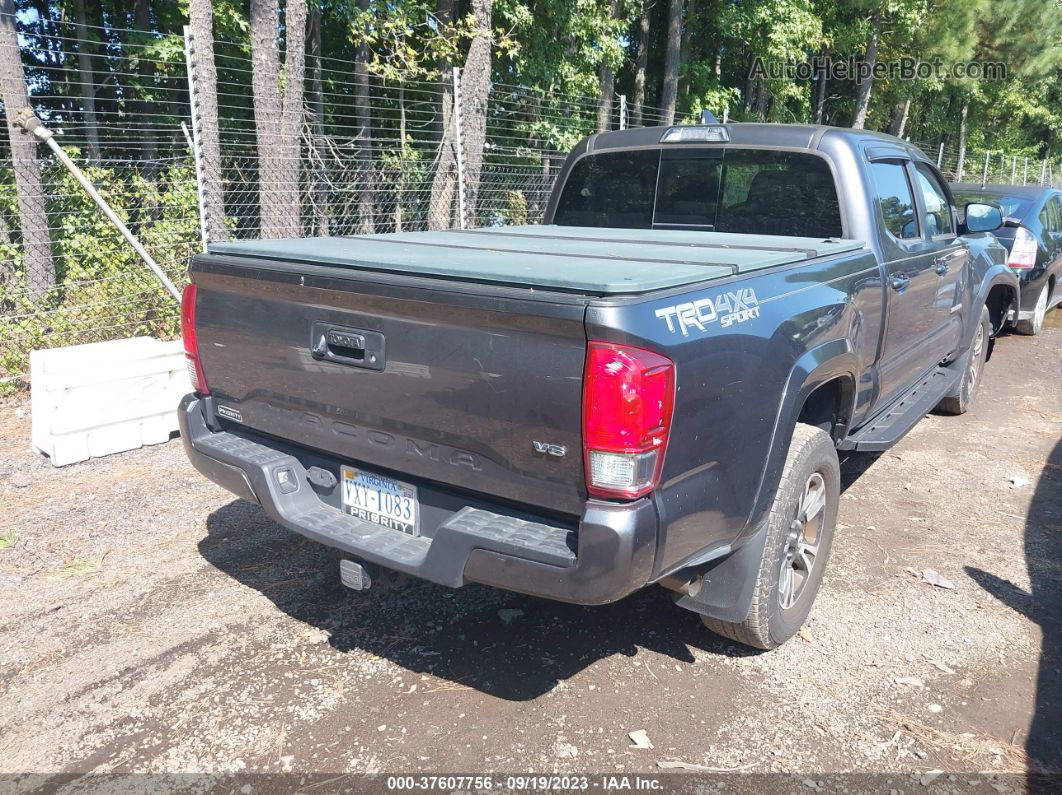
[554,148,843,238]
[952,192,1032,220]
[550,150,660,228]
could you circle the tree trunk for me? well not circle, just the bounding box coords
[595,63,614,133]
[275,0,306,238]
[813,51,828,124]
[427,0,457,229]
[426,0,456,230]
[956,99,969,181]
[71,0,101,161]
[851,9,881,130]
[188,0,228,241]
[250,0,283,237]
[742,51,755,112]
[660,0,682,124]
[353,0,375,234]
[754,77,767,121]
[459,0,491,227]
[678,0,693,99]
[888,97,911,138]
[630,0,650,127]
[0,0,54,300]
[308,3,328,235]
[133,0,157,173]
[595,0,621,133]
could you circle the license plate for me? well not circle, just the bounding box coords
[341,466,418,536]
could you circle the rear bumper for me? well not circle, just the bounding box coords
[1017,291,1061,318]
[179,395,656,604]
[1015,267,1060,315]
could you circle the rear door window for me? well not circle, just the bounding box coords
[869,161,919,240]
[913,164,954,236]
[1038,195,1061,234]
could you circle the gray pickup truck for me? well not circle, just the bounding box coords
[179,123,1018,649]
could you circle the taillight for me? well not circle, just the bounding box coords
[1008,226,1038,270]
[180,283,210,395]
[583,341,675,499]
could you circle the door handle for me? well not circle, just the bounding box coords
[890,274,911,291]
[933,257,949,275]
[309,322,386,371]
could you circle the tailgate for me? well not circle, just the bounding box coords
[191,256,589,517]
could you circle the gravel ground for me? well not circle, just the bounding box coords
[0,327,1060,786]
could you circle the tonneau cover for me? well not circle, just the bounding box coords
[207,225,865,295]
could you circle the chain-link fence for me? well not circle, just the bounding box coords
[0,18,668,388]
[0,13,199,387]
[2,14,1060,389]
[911,138,1061,188]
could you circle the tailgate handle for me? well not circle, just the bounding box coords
[310,322,385,371]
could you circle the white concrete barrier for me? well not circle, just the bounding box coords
[30,337,191,466]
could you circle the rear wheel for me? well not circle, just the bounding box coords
[701,423,839,650]
[937,304,990,415]
[1015,284,1049,336]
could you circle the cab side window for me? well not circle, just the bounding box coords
[913,164,955,237]
[870,161,919,240]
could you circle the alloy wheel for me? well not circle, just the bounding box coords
[1033,287,1048,334]
[963,321,985,404]
[778,472,827,610]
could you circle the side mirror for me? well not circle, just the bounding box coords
[964,202,1003,233]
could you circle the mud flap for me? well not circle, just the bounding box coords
[672,521,770,623]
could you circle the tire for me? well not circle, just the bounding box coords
[937,305,991,415]
[701,423,839,650]
[1015,283,1049,336]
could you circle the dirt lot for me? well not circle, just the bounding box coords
[1,327,1060,786]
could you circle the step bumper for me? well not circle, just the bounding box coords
[178,395,656,605]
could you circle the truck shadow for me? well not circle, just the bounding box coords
[838,450,884,492]
[199,501,758,701]
[964,437,1062,781]
[198,451,886,701]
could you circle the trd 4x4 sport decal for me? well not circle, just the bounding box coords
[654,288,761,336]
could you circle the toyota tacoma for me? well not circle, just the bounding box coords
[178,123,1018,649]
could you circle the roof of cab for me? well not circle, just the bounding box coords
[583,122,929,158]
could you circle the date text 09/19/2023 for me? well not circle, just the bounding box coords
[384,775,666,791]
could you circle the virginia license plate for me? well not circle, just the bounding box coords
[341,466,419,535]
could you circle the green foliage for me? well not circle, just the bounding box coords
[504,190,528,225]
[0,156,197,382]
[52,554,106,578]
[2,0,1060,390]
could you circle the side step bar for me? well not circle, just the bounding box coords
[839,366,961,452]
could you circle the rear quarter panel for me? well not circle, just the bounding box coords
[586,249,884,578]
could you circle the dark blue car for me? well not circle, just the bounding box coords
[952,183,1062,335]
